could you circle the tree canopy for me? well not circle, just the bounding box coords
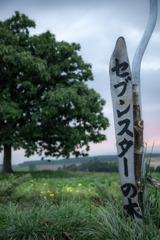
[0,11,109,172]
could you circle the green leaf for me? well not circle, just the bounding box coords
[0,11,110,170]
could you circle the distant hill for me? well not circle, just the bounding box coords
[17,153,160,167]
[18,155,118,167]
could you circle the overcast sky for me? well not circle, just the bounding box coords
[0,0,160,164]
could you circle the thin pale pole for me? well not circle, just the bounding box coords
[132,0,158,86]
[132,0,158,202]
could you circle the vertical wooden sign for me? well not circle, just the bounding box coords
[109,37,142,221]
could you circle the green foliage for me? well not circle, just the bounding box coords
[28,164,37,172]
[81,200,160,240]
[144,186,160,228]
[0,11,109,171]
[62,159,118,172]
[0,171,160,239]
[0,202,91,240]
[155,166,160,172]
[0,174,31,203]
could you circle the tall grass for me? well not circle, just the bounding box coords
[0,171,159,239]
[0,198,159,240]
[0,202,92,240]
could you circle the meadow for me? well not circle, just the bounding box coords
[0,171,160,240]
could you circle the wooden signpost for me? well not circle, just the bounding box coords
[109,0,158,221]
[109,37,142,221]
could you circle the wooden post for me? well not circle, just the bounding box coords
[133,85,144,195]
[109,0,158,221]
[109,37,142,221]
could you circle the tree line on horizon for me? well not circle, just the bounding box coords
[60,159,160,173]
[26,158,160,173]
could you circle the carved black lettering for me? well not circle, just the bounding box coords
[111,58,129,77]
[118,119,133,137]
[117,105,130,118]
[124,157,128,177]
[119,100,125,105]
[114,81,127,97]
[124,198,142,219]
[125,76,131,82]
[121,183,137,198]
[118,138,133,157]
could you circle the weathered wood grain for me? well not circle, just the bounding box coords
[109,37,142,221]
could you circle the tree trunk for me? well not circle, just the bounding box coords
[2,144,13,173]
[133,85,144,198]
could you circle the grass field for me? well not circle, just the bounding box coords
[0,171,160,240]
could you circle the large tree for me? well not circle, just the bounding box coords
[0,12,109,173]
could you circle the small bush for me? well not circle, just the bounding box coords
[155,166,160,172]
[0,174,31,203]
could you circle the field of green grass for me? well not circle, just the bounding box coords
[0,171,160,240]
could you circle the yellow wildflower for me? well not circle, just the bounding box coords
[66,187,72,192]
[50,194,54,197]
[44,196,46,199]
[78,183,82,187]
